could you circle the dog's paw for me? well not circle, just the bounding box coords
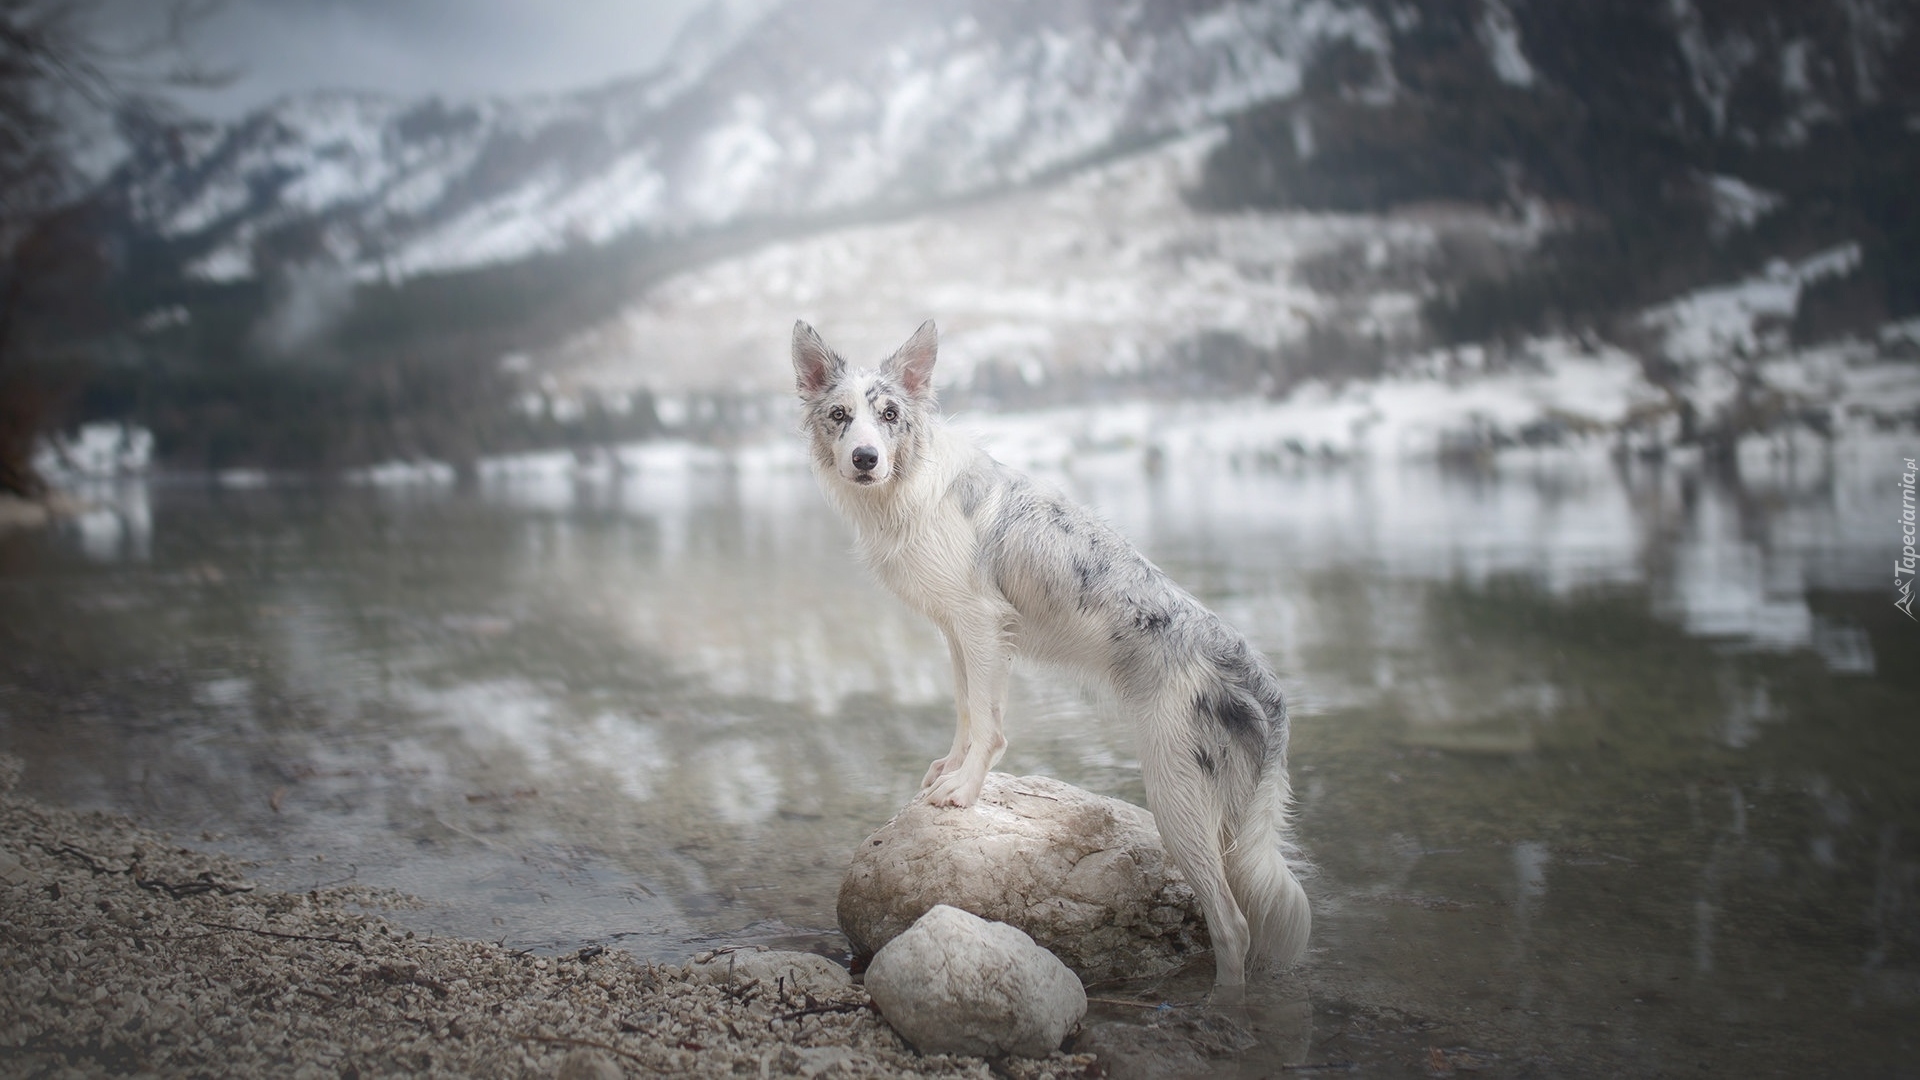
[919,757,952,790]
[927,769,985,808]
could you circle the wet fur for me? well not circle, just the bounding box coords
[792,319,1310,986]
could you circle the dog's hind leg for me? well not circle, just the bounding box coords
[1140,716,1251,988]
[922,634,974,790]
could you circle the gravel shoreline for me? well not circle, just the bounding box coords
[0,759,1097,1079]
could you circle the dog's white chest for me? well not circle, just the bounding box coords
[856,503,982,622]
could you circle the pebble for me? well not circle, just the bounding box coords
[0,848,34,886]
[557,1048,624,1080]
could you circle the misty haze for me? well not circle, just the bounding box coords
[1,1,1916,1077]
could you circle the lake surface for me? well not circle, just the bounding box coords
[3,436,1915,1076]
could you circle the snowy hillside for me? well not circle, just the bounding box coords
[537,133,1917,465]
[71,0,1917,477]
[103,0,1916,291]
[548,131,1531,396]
[111,0,1393,284]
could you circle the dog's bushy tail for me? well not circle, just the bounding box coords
[1135,631,1311,981]
[1224,762,1312,971]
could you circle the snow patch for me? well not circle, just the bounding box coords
[955,340,1657,466]
[34,423,154,480]
[1703,174,1782,233]
[1642,243,1861,366]
[187,242,254,283]
[1477,0,1536,87]
[348,460,457,486]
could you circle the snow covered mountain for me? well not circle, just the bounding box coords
[110,0,1395,284]
[105,0,1915,290]
[78,0,1917,475]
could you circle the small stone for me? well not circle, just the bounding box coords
[557,1047,624,1080]
[778,1045,866,1077]
[864,904,1085,1059]
[0,850,32,887]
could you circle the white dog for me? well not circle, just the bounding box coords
[792,319,1309,985]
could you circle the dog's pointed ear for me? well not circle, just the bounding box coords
[883,319,938,401]
[792,320,844,398]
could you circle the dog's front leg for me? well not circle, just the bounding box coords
[925,609,1013,808]
[921,633,973,789]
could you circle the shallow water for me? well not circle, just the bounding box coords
[3,441,1916,1075]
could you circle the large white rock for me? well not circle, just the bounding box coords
[837,773,1207,982]
[863,904,1086,1058]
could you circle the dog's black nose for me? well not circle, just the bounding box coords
[851,445,879,472]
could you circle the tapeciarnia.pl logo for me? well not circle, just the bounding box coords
[1900,456,1917,621]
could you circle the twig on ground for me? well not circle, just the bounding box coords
[194,921,361,946]
[775,1001,872,1022]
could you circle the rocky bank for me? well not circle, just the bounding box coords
[0,757,1099,1079]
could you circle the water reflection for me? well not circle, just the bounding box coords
[1,439,1914,1074]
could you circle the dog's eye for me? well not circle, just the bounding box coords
[881,405,899,423]
[828,406,849,423]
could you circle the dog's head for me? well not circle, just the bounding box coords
[791,319,938,490]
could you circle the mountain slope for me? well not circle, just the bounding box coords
[1193,0,1920,342]
[101,0,1918,316]
[68,0,1920,473]
[108,0,1398,285]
